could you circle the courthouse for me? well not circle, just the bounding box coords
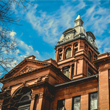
[0,14,110,110]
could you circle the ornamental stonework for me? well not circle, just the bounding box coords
[14,66,36,76]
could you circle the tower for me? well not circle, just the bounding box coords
[55,14,99,79]
[1,14,110,110]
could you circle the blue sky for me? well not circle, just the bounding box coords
[1,0,110,78]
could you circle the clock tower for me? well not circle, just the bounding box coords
[55,14,99,79]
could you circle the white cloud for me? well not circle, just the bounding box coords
[11,60,17,67]
[84,3,110,37]
[96,37,110,53]
[17,39,41,60]
[36,51,39,54]
[0,27,2,31]
[10,31,16,38]
[16,49,20,55]
[2,30,43,75]
[25,1,86,44]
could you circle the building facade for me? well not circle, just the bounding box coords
[0,14,110,110]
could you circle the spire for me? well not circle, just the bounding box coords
[74,14,84,27]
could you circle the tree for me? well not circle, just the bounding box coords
[0,0,29,76]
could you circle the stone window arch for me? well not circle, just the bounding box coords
[65,48,71,59]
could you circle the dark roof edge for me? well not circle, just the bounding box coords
[54,74,98,88]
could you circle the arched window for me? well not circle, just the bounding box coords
[65,48,71,59]
[18,91,31,110]
[20,96,29,101]
[88,51,91,61]
[2,87,32,110]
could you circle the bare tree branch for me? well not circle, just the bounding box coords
[0,0,31,76]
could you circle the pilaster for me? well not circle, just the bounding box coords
[71,44,74,57]
[70,65,73,79]
[55,49,58,62]
[81,94,88,110]
[62,46,65,60]
[99,69,109,110]
[30,93,36,110]
[0,99,4,110]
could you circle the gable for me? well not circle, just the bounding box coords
[13,66,36,77]
[2,58,49,80]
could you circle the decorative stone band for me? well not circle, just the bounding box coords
[15,66,36,76]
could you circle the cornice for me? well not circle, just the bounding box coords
[55,35,99,54]
[1,58,49,80]
[54,74,98,88]
[0,64,51,83]
[94,56,110,65]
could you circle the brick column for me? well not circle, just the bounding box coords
[99,69,109,110]
[65,98,72,110]
[80,94,88,110]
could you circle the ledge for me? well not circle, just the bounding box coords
[54,74,98,88]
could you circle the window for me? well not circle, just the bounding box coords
[89,92,98,110]
[65,48,71,59]
[57,99,65,110]
[2,87,32,110]
[18,91,31,110]
[20,96,29,101]
[88,51,91,61]
[18,104,30,110]
[74,48,78,54]
[59,49,62,52]
[71,64,74,78]
[72,96,81,110]
[59,54,62,61]
[88,69,93,76]
[63,66,70,78]
[85,44,88,49]
[85,44,88,52]
[94,54,97,60]
[75,43,78,47]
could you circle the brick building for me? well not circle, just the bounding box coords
[0,14,109,110]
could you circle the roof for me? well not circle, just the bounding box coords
[0,63,70,83]
[75,14,82,20]
[0,55,50,81]
[54,74,98,88]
